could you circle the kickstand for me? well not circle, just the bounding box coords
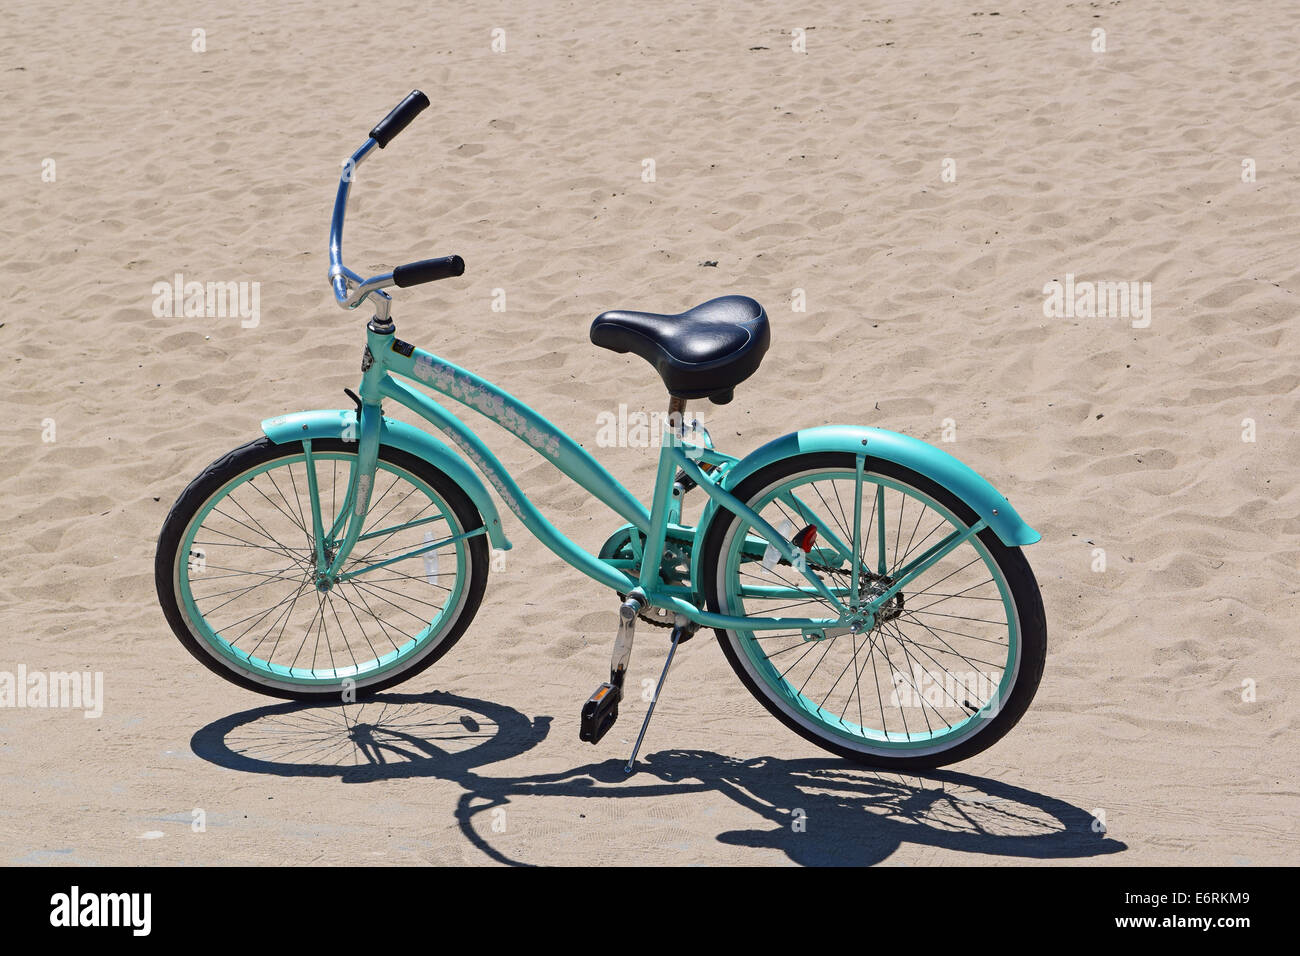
[625,619,690,774]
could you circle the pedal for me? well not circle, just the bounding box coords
[579,593,642,745]
[580,681,621,744]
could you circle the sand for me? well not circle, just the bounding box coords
[1,0,1296,865]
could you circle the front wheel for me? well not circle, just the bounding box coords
[155,437,489,700]
[701,452,1046,769]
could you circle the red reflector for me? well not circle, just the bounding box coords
[793,524,817,553]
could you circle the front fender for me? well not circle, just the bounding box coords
[690,425,1038,588]
[261,409,511,550]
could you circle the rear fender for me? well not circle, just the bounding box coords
[690,425,1038,590]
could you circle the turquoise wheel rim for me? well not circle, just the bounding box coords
[176,449,470,690]
[719,466,1020,757]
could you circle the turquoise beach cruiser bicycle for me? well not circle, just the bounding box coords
[156,91,1047,770]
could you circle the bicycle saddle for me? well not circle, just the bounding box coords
[589,295,770,405]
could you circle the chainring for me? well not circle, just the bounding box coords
[600,527,693,628]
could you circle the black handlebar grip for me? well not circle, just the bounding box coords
[392,255,466,287]
[369,90,430,148]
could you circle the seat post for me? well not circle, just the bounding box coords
[668,395,686,435]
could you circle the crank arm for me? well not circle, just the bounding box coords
[580,592,644,745]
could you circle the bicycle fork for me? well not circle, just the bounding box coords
[303,312,408,590]
[300,394,384,591]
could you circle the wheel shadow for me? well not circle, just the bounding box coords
[191,693,1127,866]
[190,691,547,783]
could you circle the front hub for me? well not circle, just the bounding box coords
[313,545,338,591]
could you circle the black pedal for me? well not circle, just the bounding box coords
[580,681,621,744]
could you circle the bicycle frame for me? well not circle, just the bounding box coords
[284,316,993,637]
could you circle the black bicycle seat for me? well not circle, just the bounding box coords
[589,295,770,405]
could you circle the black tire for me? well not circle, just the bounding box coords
[156,437,489,700]
[700,452,1046,769]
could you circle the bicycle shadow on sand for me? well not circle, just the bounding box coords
[191,691,1127,867]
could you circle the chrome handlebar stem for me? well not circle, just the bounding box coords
[328,137,397,314]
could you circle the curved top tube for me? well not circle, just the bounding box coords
[345,323,850,633]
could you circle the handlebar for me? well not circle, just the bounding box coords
[328,90,464,313]
[369,90,429,148]
[394,255,465,287]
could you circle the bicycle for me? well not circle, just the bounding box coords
[155,91,1047,771]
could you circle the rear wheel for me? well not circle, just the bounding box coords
[701,452,1046,768]
[156,437,489,700]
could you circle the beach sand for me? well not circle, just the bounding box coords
[1,0,1296,865]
